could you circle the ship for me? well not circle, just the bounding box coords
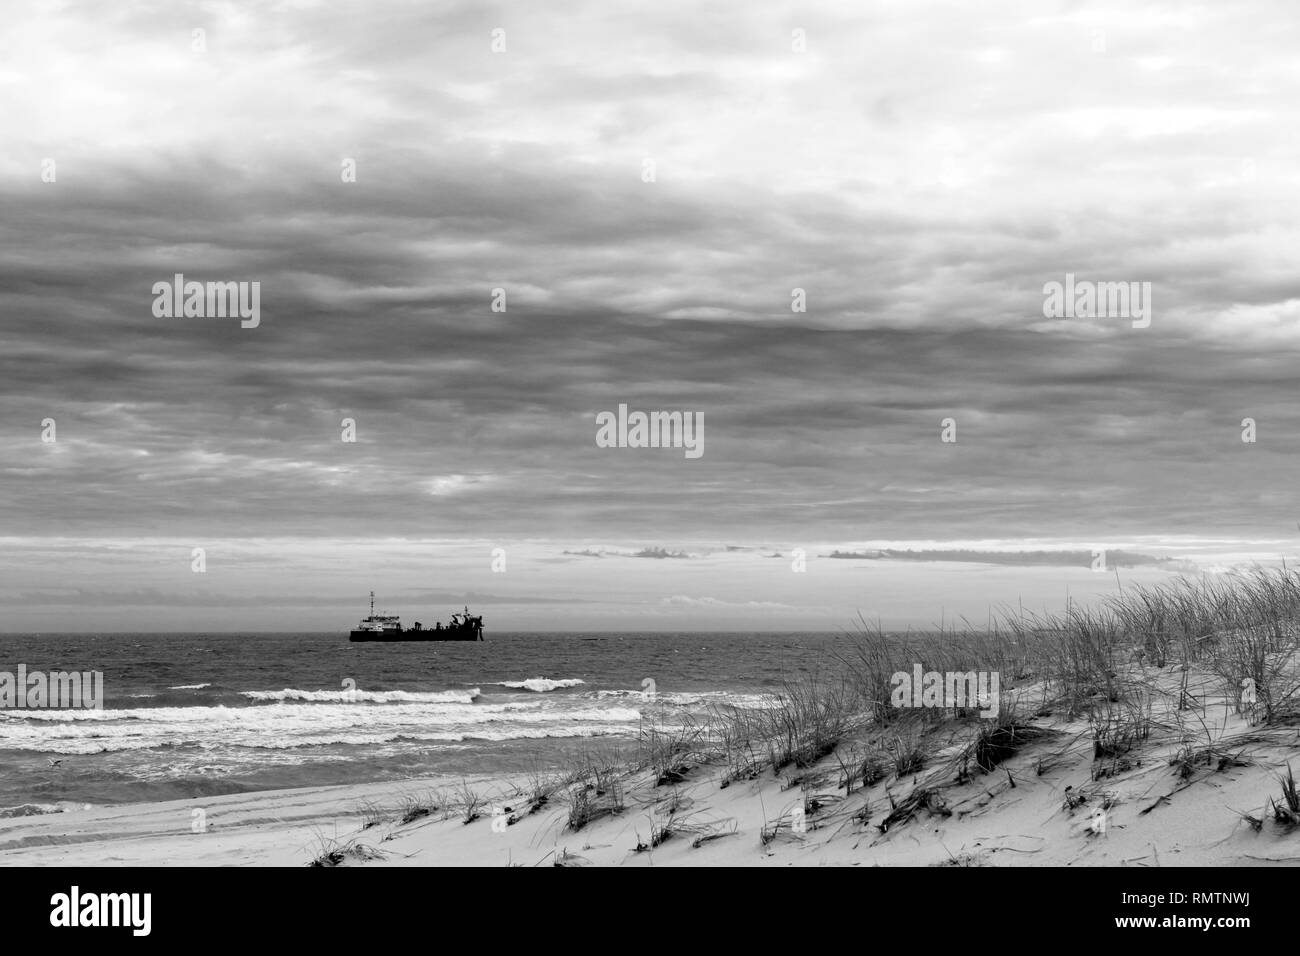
[349,592,484,642]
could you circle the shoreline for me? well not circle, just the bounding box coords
[4,683,1298,868]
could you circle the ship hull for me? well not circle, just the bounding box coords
[349,627,483,642]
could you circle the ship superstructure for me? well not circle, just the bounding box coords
[349,592,484,642]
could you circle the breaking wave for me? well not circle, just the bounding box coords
[240,688,480,704]
[497,678,586,693]
[592,688,773,709]
[0,696,644,755]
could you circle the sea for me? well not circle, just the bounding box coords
[0,632,858,816]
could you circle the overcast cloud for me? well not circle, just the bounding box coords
[2,1,1297,629]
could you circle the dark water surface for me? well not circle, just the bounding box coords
[0,631,859,812]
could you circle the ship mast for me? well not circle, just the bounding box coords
[370,590,375,616]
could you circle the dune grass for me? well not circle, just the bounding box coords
[344,568,1300,861]
[1270,764,1300,826]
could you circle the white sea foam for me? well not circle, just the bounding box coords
[168,683,211,690]
[240,688,481,704]
[593,689,773,709]
[0,801,87,818]
[498,678,586,692]
[0,697,644,754]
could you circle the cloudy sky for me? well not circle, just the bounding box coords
[3,0,1298,630]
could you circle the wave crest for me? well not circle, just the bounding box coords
[498,678,585,693]
[240,688,480,704]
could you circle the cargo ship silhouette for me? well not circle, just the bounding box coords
[349,591,484,642]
